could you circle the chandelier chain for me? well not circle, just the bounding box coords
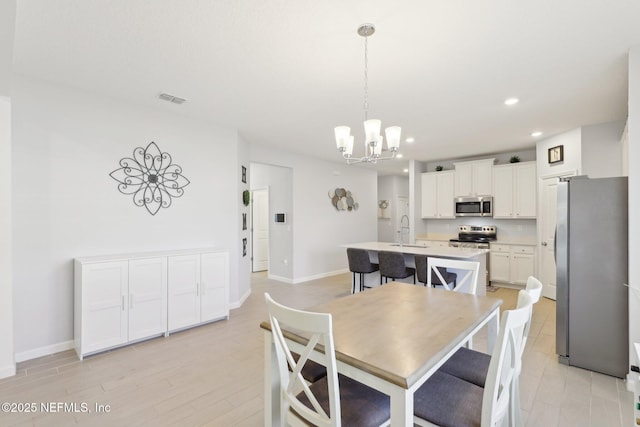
[363,35,369,122]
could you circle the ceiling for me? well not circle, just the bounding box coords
[11,0,640,175]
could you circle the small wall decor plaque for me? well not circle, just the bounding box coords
[548,145,564,164]
[328,187,358,211]
[241,165,247,183]
[109,141,190,215]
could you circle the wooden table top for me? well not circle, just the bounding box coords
[260,282,502,388]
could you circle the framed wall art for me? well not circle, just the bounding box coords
[548,145,564,164]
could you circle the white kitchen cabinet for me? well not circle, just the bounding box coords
[421,171,455,218]
[168,251,229,332]
[489,247,511,283]
[489,243,535,287]
[492,162,537,219]
[454,158,494,197]
[75,248,228,359]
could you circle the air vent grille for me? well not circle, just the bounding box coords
[159,92,187,104]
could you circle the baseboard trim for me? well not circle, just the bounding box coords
[293,269,348,285]
[0,363,16,379]
[267,274,294,284]
[230,288,251,309]
[15,340,74,363]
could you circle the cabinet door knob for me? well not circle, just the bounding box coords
[541,242,548,246]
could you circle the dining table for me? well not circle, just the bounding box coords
[261,281,503,427]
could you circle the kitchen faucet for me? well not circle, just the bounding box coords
[399,214,410,247]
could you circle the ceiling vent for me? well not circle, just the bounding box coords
[158,92,187,104]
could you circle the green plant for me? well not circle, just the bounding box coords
[435,165,444,171]
[242,190,250,206]
[509,155,521,163]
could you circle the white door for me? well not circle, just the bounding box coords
[200,252,229,322]
[128,257,167,340]
[252,188,269,272]
[540,173,575,300]
[395,196,410,243]
[167,254,200,331]
[82,261,128,353]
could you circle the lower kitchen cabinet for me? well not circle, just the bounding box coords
[490,244,535,287]
[74,248,228,359]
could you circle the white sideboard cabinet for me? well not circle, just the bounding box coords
[74,248,228,359]
[167,251,229,332]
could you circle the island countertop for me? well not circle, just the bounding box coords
[341,241,488,258]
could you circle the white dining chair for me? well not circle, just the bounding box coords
[264,293,390,427]
[426,257,480,294]
[438,276,543,426]
[413,290,533,427]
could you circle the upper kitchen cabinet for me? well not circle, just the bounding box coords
[492,161,537,219]
[454,158,494,197]
[421,171,455,219]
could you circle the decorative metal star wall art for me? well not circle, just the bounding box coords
[109,142,190,215]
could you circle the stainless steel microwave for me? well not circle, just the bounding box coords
[454,196,493,217]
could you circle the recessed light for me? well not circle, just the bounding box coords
[504,97,519,106]
[531,131,543,137]
[405,137,415,143]
[403,168,409,173]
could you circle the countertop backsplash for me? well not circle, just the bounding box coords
[419,218,537,245]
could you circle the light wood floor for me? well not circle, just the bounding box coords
[0,272,633,426]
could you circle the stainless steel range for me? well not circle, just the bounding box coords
[449,225,496,248]
[449,225,497,286]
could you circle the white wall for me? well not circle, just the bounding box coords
[581,120,625,178]
[628,45,640,380]
[250,145,378,283]
[536,128,582,178]
[250,163,293,280]
[0,98,14,377]
[377,175,409,242]
[12,75,244,357]
[0,0,16,379]
[235,135,251,306]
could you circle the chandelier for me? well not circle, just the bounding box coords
[335,23,401,164]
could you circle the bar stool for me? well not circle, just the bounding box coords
[378,251,415,284]
[346,248,379,293]
[415,255,457,288]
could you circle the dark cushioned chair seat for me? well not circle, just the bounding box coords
[291,352,327,383]
[295,374,390,426]
[379,251,415,284]
[414,371,483,427]
[439,347,491,388]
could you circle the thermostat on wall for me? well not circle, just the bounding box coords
[275,213,286,223]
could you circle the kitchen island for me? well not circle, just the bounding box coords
[342,241,489,295]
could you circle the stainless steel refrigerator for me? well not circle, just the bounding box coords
[556,176,628,378]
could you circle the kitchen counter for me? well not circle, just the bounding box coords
[342,242,488,295]
[342,241,488,258]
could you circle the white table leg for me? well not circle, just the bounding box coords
[389,387,412,427]
[264,330,281,426]
[486,308,500,354]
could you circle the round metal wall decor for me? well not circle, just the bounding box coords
[328,187,358,211]
[109,141,190,215]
